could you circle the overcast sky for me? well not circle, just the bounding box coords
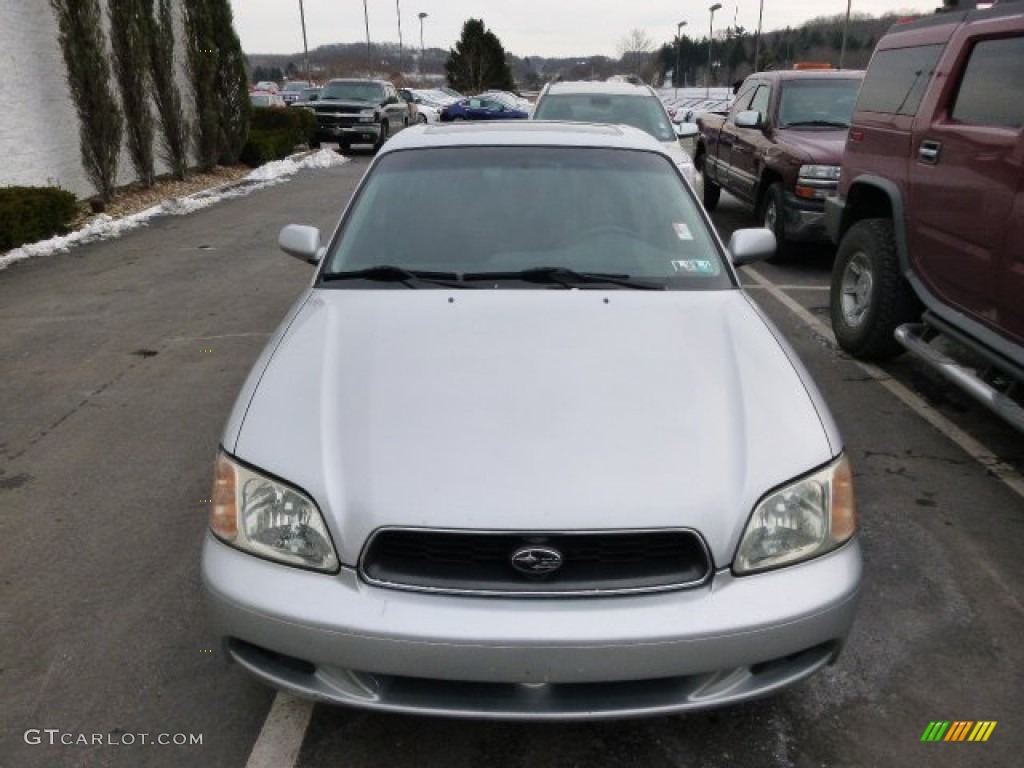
[228,1,940,58]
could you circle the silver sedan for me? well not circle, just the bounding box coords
[202,121,861,720]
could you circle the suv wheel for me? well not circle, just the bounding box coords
[830,218,921,360]
[759,182,788,260]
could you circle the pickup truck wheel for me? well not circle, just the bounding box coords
[373,121,389,152]
[759,183,788,260]
[830,218,921,360]
[701,173,720,212]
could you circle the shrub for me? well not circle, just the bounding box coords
[240,129,298,168]
[250,107,317,144]
[0,187,78,250]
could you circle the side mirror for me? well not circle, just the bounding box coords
[734,110,762,129]
[728,228,776,266]
[675,123,699,139]
[279,224,322,264]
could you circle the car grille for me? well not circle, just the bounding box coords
[360,529,712,596]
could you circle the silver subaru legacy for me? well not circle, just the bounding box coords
[201,122,861,720]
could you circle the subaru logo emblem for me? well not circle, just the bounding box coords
[510,546,564,576]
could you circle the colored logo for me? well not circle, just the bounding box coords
[921,721,997,742]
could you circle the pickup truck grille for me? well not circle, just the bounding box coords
[360,528,712,596]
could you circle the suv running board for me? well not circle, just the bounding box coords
[895,324,1024,433]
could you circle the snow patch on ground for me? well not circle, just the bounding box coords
[0,149,348,272]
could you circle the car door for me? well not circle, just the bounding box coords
[728,82,771,202]
[709,80,757,190]
[907,27,1024,336]
[382,84,408,129]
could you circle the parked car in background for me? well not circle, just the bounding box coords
[281,80,315,104]
[484,89,533,111]
[532,80,698,186]
[307,78,411,152]
[440,95,529,122]
[696,69,864,257]
[826,0,1024,430]
[250,90,285,108]
[398,89,444,123]
[289,86,322,106]
[202,120,861,720]
[254,81,279,93]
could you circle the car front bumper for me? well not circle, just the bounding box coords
[782,192,831,243]
[202,533,861,719]
[315,122,381,144]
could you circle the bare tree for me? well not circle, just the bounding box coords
[617,28,653,76]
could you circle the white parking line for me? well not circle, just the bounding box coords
[743,265,1024,500]
[245,693,314,768]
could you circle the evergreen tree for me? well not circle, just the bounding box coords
[445,19,515,93]
[50,0,124,202]
[208,0,250,164]
[183,0,219,170]
[109,0,155,187]
[147,0,191,180]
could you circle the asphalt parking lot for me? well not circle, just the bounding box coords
[2,156,1022,768]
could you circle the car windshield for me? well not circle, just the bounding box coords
[324,146,728,289]
[320,81,384,102]
[250,94,270,106]
[534,94,676,142]
[777,79,861,128]
[283,81,310,92]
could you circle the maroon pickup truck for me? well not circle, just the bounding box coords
[827,0,1023,431]
[695,69,864,256]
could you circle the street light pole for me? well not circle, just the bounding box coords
[839,0,853,69]
[363,0,372,76]
[707,3,721,98]
[299,0,311,83]
[675,21,687,96]
[418,12,428,76]
[396,1,404,76]
[753,0,764,72]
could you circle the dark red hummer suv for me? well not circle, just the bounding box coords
[826,0,1024,431]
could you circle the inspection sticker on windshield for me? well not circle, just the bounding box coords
[672,222,694,240]
[671,259,716,274]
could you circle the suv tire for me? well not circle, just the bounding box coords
[830,218,921,360]
[759,182,788,260]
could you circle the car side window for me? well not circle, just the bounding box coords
[728,83,758,123]
[748,85,771,122]
[950,36,1024,129]
[857,44,943,116]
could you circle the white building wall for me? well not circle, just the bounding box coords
[0,0,194,199]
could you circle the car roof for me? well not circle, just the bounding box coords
[543,80,653,96]
[745,69,865,82]
[380,121,668,155]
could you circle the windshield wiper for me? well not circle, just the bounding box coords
[779,120,849,128]
[320,265,468,289]
[462,266,664,290]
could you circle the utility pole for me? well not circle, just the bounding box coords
[396,1,404,76]
[363,0,372,76]
[418,12,428,75]
[753,0,764,72]
[707,3,721,98]
[675,21,687,96]
[298,0,311,83]
[839,0,852,69]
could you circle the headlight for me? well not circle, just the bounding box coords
[210,451,339,572]
[799,164,841,180]
[733,454,856,575]
[359,108,376,116]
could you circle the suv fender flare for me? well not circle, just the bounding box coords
[840,175,912,275]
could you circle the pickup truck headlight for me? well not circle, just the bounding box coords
[210,451,339,572]
[733,454,856,575]
[795,164,841,199]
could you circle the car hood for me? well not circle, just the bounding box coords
[773,128,848,165]
[231,290,836,567]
